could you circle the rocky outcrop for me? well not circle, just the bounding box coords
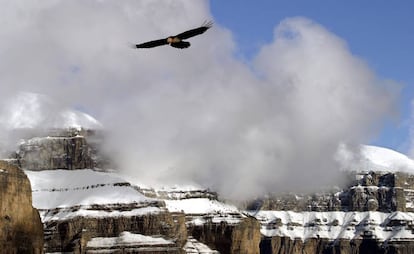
[249,170,414,254]
[255,209,414,253]
[13,128,113,171]
[26,168,188,253]
[188,216,261,254]
[44,210,187,253]
[339,171,406,212]
[250,171,410,213]
[260,237,414,254]
[8,127,414,254]
[0,160,43,253]
[260,237,331,254]
[85,231,182,253]
[253,191,342,212]
[17,135,94,171]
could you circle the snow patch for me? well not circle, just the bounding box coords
[41,206,162,222]
[253,210,414,241]
[87,231,173,248]
[165,198,239,214]
[165,198,244,225]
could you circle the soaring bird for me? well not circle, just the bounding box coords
[133,21,213,49]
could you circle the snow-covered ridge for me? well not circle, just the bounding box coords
[337,144,414,174]
[25,169,162,223]
[25,168,244,219]
[254,210,414,242]
[361,145,414,173]
[26,169,128,191]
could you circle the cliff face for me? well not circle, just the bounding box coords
[45,210,187,253]
[0,160,43,254]
[260,237,414,254]
[253,171,410,213]
[14,127,262,254]
[7,128,414,254]
[25,167,188,253]
[17,134,94,171]
[188,216,261,254]
[251,170,414,254]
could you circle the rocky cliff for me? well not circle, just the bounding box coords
[5,127,414,254]
[14,128,97,171]
[10,128,260,253]
[249,170,414,254]
[188,216,261,254]
[45,209,187,253]
[0,160,43,253]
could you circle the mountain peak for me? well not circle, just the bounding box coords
[361,145,414,173]
[0,92,102,130]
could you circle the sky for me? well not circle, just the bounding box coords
[0,0,412,199]
[210,0,414,154]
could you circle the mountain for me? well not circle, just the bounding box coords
[6,128,258,253]
[13,128,414,254]
[251,146,414,254]
[2,94,414,253]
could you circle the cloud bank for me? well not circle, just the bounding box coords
[0,1,396,199]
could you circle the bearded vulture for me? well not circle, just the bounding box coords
[133,21,213,49]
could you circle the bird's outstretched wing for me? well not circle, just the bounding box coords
[134,38,168,48]
[175,21,213,40]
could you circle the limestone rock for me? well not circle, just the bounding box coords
[17,135,94,170]
[260,237,414,254]
[44,211,187,253]
[0,160,43,253]
[189,216,261,254]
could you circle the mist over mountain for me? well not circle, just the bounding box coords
[3,122,414,253]
[0,1,398,200]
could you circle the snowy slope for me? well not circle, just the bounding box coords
[337,144,414,174]
[165,198,244,225]
[25,169,162,222]
[361,145,414,173]
[165,198,239,214]
[24,167,245,225]
[86,231,174,248]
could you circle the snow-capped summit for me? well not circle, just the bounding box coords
[361,145,414,173]
[0,92,102,130]
[337,144,414,174]
[59,109,102,130]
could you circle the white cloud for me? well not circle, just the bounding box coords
[0,1,396,199]
[409,101,414,157]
